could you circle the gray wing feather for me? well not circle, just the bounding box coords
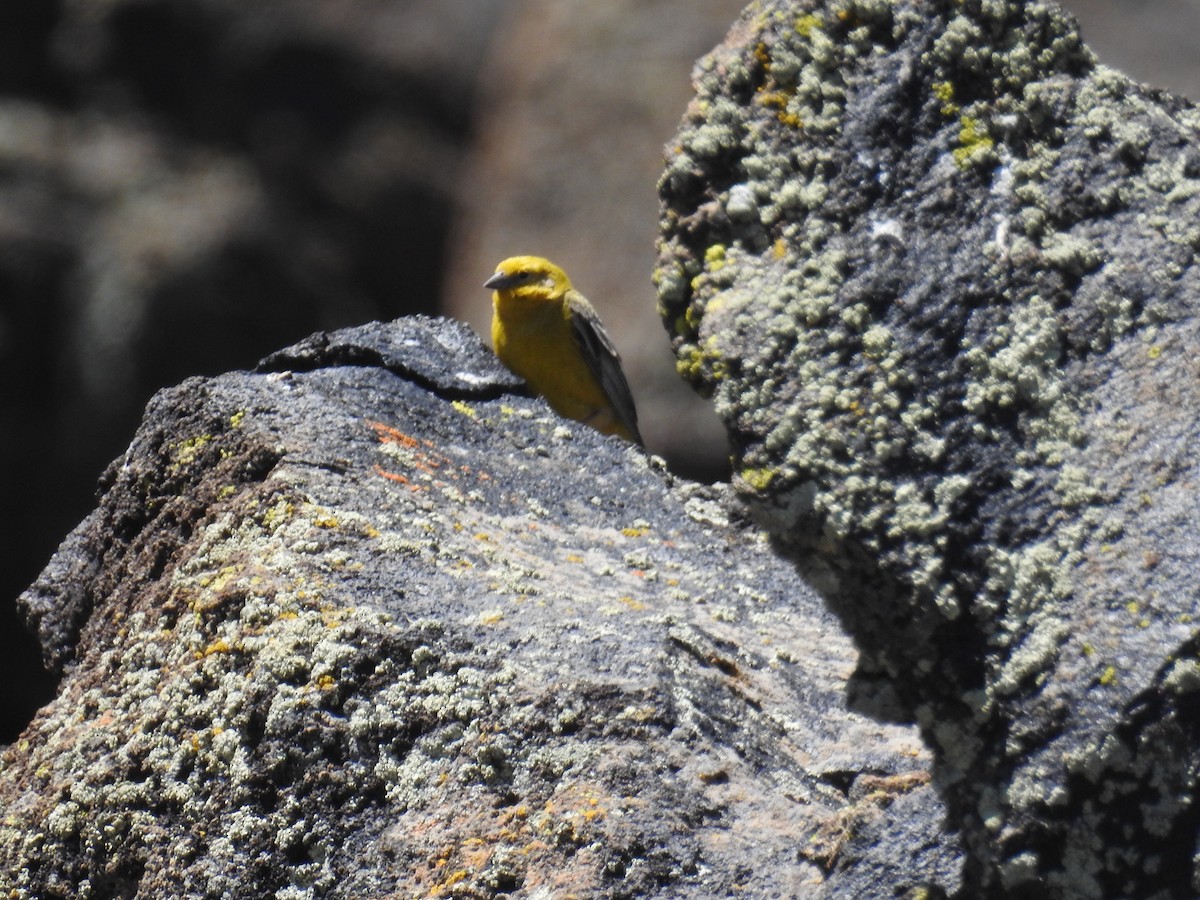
[566,292,643,445]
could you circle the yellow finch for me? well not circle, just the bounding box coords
[485,255,642,444]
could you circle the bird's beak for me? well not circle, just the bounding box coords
[483,271,516,290]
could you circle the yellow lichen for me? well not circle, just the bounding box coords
[172,434,212,469]
[705,244,727,271]
[796,13,823,37]
[933,80,959,115]
[759,88,803,127]
[261,500,295,531]
[954,116,995,166]
[739,467,777,491]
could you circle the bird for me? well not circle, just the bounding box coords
[484,255,643,445]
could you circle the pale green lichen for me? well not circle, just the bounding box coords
[661,4,1104,639]
[0,495,465,897]
[861,324,893,359]
[962,295,1064,415]
[1041,233,1103,277]
[1055,465,1104,508]
[1163,658,1200,694]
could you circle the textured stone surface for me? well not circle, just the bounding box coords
[2,318,955,897]
[656,0,1200,895]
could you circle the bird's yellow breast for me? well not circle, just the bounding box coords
[491,291,624,436]
[486,254,639,443]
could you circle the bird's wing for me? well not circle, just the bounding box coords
[565,290,644,445]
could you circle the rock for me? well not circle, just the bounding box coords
[0,317,955,896]
[657,0,1200,895]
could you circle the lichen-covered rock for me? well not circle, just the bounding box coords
[0,318,956,897]
[657,0,1200,895]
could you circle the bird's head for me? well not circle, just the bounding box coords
[484,256,572,299]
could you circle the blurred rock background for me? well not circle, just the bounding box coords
[0,0,1196,740]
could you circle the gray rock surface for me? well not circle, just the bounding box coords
[1,317,956,897]
[656,0,1200,895]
